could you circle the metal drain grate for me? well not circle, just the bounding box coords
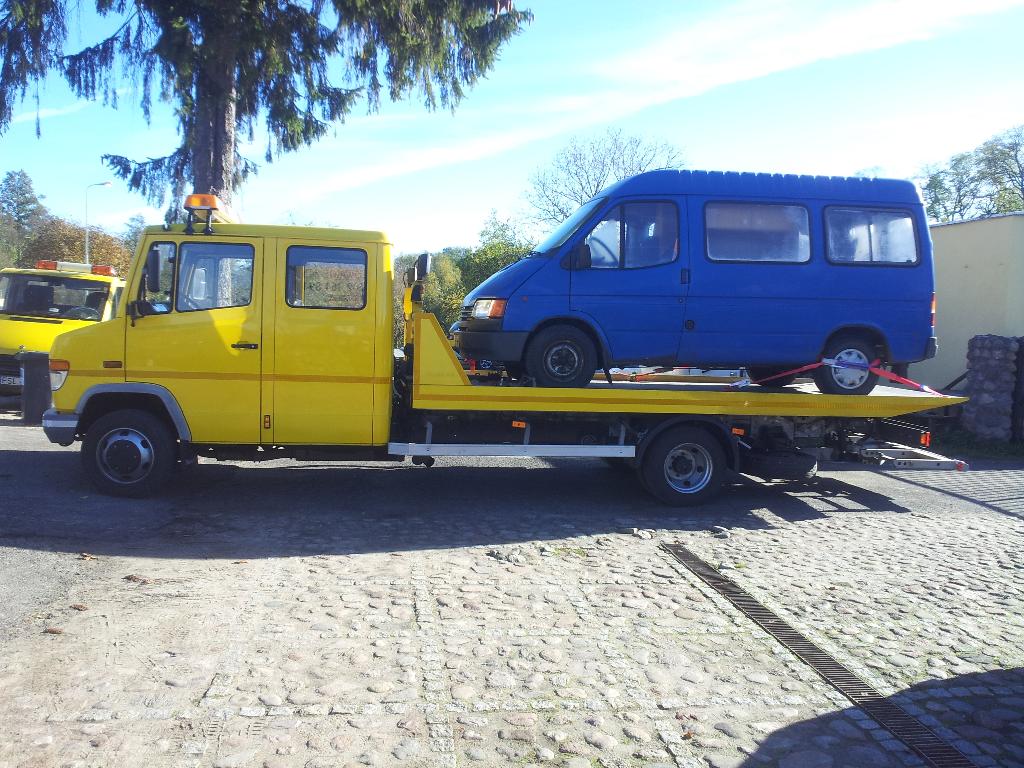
[662,543,977,768]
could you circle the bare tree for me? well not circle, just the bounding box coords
[527,129,683,225]
[919,153,985,223]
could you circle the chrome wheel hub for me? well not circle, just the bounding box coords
[663,443,713,494]
[97,427,155,484]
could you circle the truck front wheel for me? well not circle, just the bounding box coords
[640,425,727,506]
[82,409,177,498]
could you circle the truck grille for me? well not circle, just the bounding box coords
[0,354,20,377]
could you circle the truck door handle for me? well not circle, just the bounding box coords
[680,268,690,284]
[232,342,259,350]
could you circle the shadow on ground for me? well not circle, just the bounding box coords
[739,667,1024,768]
[0,432,918,559]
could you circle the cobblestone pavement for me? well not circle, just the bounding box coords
[1,416,1023,768]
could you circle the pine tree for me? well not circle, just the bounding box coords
[1,1,530,211]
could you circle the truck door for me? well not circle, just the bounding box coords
[270,240,377,445]
[126,238,263,444]
[569,200,687,364]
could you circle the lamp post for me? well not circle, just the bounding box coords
[84,181,112,265]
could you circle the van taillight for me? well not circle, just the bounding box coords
[930,293,936,328]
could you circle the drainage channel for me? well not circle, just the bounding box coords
[661,542,977,768]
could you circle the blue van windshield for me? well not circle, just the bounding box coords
[534,197,605,254]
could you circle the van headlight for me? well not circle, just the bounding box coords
[471,298,507,320]
[49,359,69,390]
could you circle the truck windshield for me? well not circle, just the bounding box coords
[533,197,606,254]
[0,273,109,321]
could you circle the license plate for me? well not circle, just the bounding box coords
[0,375,23,386]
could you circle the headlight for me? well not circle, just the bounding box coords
[49,359,69,391]
[471,298,507,319]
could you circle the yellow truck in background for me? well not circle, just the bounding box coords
[41,195,966,503]
[0,260,124,394]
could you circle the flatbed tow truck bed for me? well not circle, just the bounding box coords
[386,314,967,504]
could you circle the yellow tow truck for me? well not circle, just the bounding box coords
[42,195,967,503]
[0,260,124,394]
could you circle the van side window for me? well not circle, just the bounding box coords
[175,242,254,312]
[705,203,810,263]
[286,246,367,310]
[826,208,917,264]
[583,202,678,269]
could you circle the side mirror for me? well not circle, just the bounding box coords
[145,246,162,293]
[413,252,431,282]
[571,243,592,270]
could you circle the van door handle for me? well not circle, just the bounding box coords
[680,268,690,284]
[232,342,259,350]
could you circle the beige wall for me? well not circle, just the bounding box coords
[910,213,1024,389]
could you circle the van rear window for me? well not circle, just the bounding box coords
[705,203,809,263]
[826,208,917,265]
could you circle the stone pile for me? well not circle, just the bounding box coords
[961,335,1023,442]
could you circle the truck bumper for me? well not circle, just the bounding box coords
[42,409,78,446]
[925,336,938,360]
[458,330,530,363]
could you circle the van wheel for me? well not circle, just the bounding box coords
[814,336,880,395]
[641,426,726,506]
[748,366,798,388]
[82,409,177,498]
[526,325,597,388]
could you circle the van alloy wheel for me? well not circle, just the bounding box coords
[830,347,871,390]
[545,342,582,379]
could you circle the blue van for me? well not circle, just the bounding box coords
[457,170,937,394]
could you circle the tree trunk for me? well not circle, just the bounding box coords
[192,28,238,205]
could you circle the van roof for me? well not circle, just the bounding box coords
[604,169,922,204]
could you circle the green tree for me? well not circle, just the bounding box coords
[422,253,466,332]
[527,128,683,225]
[122,213,147,254]
[22,216,132,273]
[977,125,1024,213]
[1,1,531,210]
[0,169,47,264]
[457,211,532,290]
[919,153,984,223]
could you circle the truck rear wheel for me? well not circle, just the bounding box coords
[640,425,726,506]
[81,409,177,498]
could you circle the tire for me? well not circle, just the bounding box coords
[640,425,727,506]
[813,335,880,395]
[81,409,177,498]
[525,324,598,388]
[748,366,798,388]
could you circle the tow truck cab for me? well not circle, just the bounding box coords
[0,261,124,393]
[46,195,395,458]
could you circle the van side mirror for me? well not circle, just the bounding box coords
[570,243,592,270]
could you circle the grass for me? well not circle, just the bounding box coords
[931,428,1024,461]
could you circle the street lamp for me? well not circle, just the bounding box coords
[84,181,112,265]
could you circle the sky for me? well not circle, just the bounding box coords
[4,0,1024,254]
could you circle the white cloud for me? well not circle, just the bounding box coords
[591,0,1024,108]
[12,100,91,124]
